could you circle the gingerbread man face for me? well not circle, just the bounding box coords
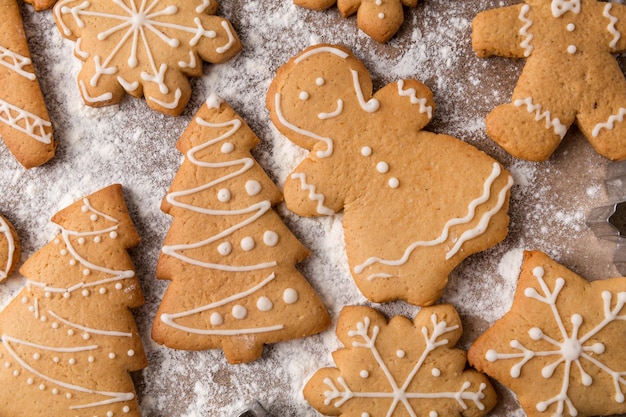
[267,44,513,306]
[473,0,626,161]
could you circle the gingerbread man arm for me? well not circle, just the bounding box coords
[472,4,529,58]
[602,2,626,53]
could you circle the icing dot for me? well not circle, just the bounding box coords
[81,205,88,213]
[217,188,231,202]
[361,146,372,157]
[283,288,298,304]
[68,358,76,365]
[60,249,68,256]
[388,178,399,188]
[82,333,90,340]
[33,353,41,360]
[28,306,35,312]
[123,406,130,413]
[115,283,123,290]
[69,259,76,266]
[40,315,47,322]
[53,357,60,363]
[68,329,75,336]
[82,269,91,276]
[99,287,107,295]
[90,214,98,221]
[263,230,279,247]
[232,305,247,319]
[44,292,51,298]
[245,180,262,196]
[127,350,135,357]
[53,238,60,245]
[77,237,85,245]
[51,322,59,329]
[88,356,95,363]
[396,349,405,358]
[299,91,309,100]
[256,296,273,312]
[82,289,90,297]
[109,231,118,239]
[375,0,381,4]
[12,370,19,377]
[376,161,389,173]
[217,242,232,256]
[431,368,441,377]
[66,393,72,399]
[221,142,235,153]
[378,12,385,19]
[21,297,28,303]
[26,378,33,385]
[63,292,70,299]
[109,353,116,359]
[3,362,9,368]
[210,312,224,326]
[240,236,255,251]
[359,370,369,378]
[430,412,439,417]
[94,236,101,243]
[362,413,370,417]
[107,412,114,417]
[567,45,577,54]
[567,23,575,31]
[52,388,59,395]
[315,77,325,86]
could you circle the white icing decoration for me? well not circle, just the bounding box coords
[604,3,620,49]
[291,172,335,216]
[47,310,133,337]
[178,50,197,69]
[283,288,298,304]
[388,178,399,189]
[240,236,255,251]
[256,296,273,312]
[567,45,577,54]
[217,242,232,256]
[360,370,369,378]
[196,0,212,13]
[518,4,534,57]
[215,21,236,54]
[376,161,389,174]
[263,231,279,247]
[206,93,223,109]
[322,314,488,414]
[432,368,441,377]
[592,107,626,137]
[210,312,223,326]
[396,349,405,358]
[513,97,567,138]
[484,267,626,414]
[361,146,372,157]
[316,77,325,86]
[318,99,344,119]
[221,142,234,153]
[245,180,262,196]
[148,88,182,110]
[299,91,309,101]
[217,188,231,202]
[232,304,247,319]
[0,98,53,144]
[0,45,36,80]
[294,46,349,64]
[566,23,575,32]
[0,215,16,280]
[355,163,513,276]
[551,0,580,18]
[378,13,385,19]
[79,80,113,104]
[397,80,433,119]
[350,69,380,113]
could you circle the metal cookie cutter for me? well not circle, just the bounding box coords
[587,160,626,275]
[233,401,275,417]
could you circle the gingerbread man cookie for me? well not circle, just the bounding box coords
[53,0,241,116]
[304,304,497,417]
[267,44,513,306]
[294,0,417,43]
[469,251,626,417]
[473,0,626,161]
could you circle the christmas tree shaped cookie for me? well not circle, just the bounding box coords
[52,0,241,116]
[0,184,147,417]
[294,0,418,43]
[304,305,497,417]
[468,251,626,417]
[152,95,331,364]
[473,0,626,161]
[0,212,19,282]
[0,0,56,168]
[267,44,513,306]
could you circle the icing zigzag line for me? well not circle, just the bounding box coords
[592,107,626,137]
[604,3,620,49]
[513,97,567,138]
[0,98,52,144]
[397,80,433,119]
[518,4,534,57]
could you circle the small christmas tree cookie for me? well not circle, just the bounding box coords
[0,184,147,417]
[152,94,330,364]
[473,0,626,161]
[0,0,56,168]
[469,251,626,417]
[304,304,497,417]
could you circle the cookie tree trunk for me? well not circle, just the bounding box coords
[0,184,147,417]
[152,95,330,364]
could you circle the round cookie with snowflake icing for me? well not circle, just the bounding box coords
[468,250,626,417]
[52,0,241,116]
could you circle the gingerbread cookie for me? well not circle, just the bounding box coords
[0,184,147,417]
[152,94,330,364]
[468,250,626,417]
[267,44,513,306]
[304,304,497,417]
[53,0,241,116]
[294,0,417,43]
[23,0,56,11]
[0,212,19,282]
[473,0,626,161]
[0,0,56,168]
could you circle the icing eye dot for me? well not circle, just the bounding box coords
[315,77,325,86]
[283,288,298,304]
[256,296,273,312]
[378,12,385,19]
[263,230,279,247]
[567,23,575,31]
[376,161,389,173]
[232,304,247,319]
[241,236,255,251]
[210,312,224,326]
[388,178,400,189]
[567,45,577,54]
[221,142,234,153]
[361,146,372,157]
[217,242,232,256]
[44,292,51,298]
[299,91,310,101]
[217,188,231,202]
[245,180,262,196]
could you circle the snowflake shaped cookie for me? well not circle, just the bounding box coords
[304,304,496,417]
[468,250,626,417]
[53,0,241,116]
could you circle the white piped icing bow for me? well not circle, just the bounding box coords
[551,0,581,17]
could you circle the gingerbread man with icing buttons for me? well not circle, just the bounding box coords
[267,44,513,306]
[473,0,626,161]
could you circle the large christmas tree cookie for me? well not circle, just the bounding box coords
[304,304,497,417]
[0,212,19,282]
[52,0,241,116]
[473,0,626,161]
[267,44,513,306]
[0,184,147,417]
[468,251,626,417]
[0,0,56,168]
[152,94,330,364]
